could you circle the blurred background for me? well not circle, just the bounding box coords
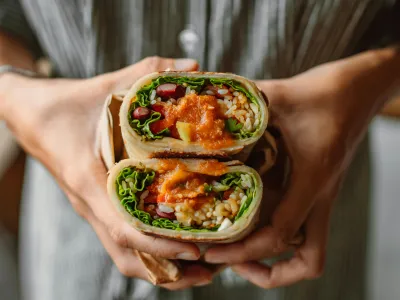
[0,77,400,300]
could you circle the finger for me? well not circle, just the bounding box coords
[161,264,213,290]
[204,226,293,264]
[88,210,150,281]
[232,260,306,289]
[75,162,200,260]
[233,195,333,289]
[255,80,289,125]
[85,204,212,287]
[107,56,199,91]
[270,169,322,243]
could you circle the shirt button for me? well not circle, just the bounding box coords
[179,27,200,55]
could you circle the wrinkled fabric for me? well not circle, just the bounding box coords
[0,0,397,299]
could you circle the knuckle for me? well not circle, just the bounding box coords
[109,226,130,248]
[143,56,162,71]
[147,237,169,257]
[306,257,326,279]
[261,281,274,289]
[115,259,134,277]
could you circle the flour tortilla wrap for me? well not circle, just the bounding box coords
[119,71,269,160]
[107,159,263,243]
[96,92,181,285]
[97,91,274,285]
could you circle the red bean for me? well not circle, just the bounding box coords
[132,107,150,120]
[156,83,185,99]
[156,207,176,220]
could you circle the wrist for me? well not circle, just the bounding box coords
[0,72,36,121]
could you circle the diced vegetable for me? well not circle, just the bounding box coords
[218,218,233,231]
[176,121,193,142]
[150,120,170,135]
[151,104,166,116]
[225,118,243,133]
[204,183,213,193]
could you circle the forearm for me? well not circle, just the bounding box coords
[339,46,400,116]
[0,30,36,119]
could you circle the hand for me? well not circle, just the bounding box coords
[205,48,400,288]
[0,56,214,289]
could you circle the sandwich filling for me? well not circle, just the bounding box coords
[128,76,261,149]
[115,160,257,232]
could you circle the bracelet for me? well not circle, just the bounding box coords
[0,65,41,78]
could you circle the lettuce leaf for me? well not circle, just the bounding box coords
[219,172,256,220]
[117,167,155,224]
[152,218,219,232]
[116,167,220,232]
[128,110,169,140]
[129,76,261,140]
[136,76,205,107]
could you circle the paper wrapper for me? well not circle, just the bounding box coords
[97,91,279,285]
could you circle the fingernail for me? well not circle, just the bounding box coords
[204,255,223,264]
[176,252,198,261]
[173,58,197,70]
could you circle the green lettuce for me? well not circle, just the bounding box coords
[129,76,261,140]
[128,110,169,140]
[136,76,205,107]
[116,167,257,231]
[219,172,256,220]
[116,167,219,232]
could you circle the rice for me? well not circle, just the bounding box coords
[206,90,215,95]
[148,86,258,134]
[150,89,157,101]
[155,185,250,229]
[217,91,258,133]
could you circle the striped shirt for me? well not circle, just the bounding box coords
[0,1,399,300]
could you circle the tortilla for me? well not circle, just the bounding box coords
[119,71,269,160]
[107,158,263,243]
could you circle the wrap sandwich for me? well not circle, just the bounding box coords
[119,72,269,160]
[107,159,263,243]
[98,86,276,285]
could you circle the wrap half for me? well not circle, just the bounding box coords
[107,159,263,243]
[120,72,269,160]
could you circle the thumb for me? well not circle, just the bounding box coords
[107,56,199,91]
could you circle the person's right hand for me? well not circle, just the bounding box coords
[0,57,213,289]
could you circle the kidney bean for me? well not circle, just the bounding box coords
[132,107,150,120]
[156,83,186,99]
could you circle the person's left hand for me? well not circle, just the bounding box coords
[204,48,399,288]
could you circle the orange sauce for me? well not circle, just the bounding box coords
[146,164,219,208]
[198,160,228,176]
[162,94,234,149]
[157,159,187,172]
